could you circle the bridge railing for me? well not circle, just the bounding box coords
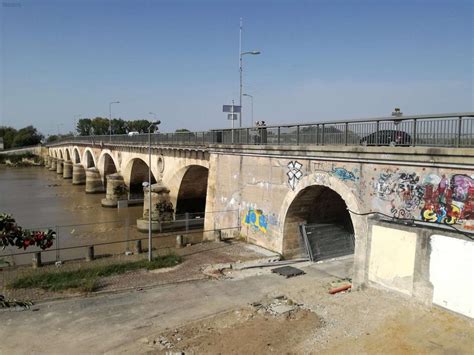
[47,112,474,148]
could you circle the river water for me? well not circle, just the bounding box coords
[0,166,145,265]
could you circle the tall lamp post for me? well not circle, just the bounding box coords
[109,101,120,141]
[239,18,260,128]
[147,119,161,262]
[243,94,254,127]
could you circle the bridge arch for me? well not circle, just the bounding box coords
[64,148,71,161]
[72,147,81,164]
[171,165,209,217]
[82,148,97,168]
[279,173,365,260]
[58,149,64,160]
[122,157,156,198]
[97,150,119,185]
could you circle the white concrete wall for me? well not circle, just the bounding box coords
[368,225,417,295]
[430,235,474,318]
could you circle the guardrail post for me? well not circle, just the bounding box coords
[86,246,94,261]
[375,121,380,146]
[296,125,300,145]
[135,240,142,254]
[321,124,325,145]
[457,116,462,147]
[344,122,349,145]
[32,252,42,268]
[316,125,319,145]
[277,127,281,144]
[412,119,417,146]
[246,128,250,144]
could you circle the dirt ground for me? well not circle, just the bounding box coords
[1,255,473,354]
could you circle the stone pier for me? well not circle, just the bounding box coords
[85,167,105,193]
[49,158,57,171]
[63,160,73,179]
[101,173,127,207]
[72,164,86,185]
[44,156,50,168]
[137,181,175,232]
[56,159,64,175]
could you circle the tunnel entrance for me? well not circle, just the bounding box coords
[175,166,209,219]
[283,185,354,260]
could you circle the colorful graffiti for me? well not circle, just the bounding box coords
[243,208,269,233]
[372,170,474,225]
[287,161,303,191]
[421,174,474,225]
[329,166,359,182]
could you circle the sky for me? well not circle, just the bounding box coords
[0,0,473,135]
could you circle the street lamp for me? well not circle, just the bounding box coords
[109,101,120,141]
[147,119,161,262]
[243,94,254,127]
[239,18,260,128]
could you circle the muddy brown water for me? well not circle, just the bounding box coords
[0,166,191,266]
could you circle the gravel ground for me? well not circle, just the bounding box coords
[0,241,272,302]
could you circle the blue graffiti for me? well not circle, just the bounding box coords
[330,167,359,182]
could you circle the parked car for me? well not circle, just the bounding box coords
[360,130,412,146]
[128,131,140,136]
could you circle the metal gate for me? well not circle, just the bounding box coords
[299,223,354,262]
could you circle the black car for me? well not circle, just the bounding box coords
[360,130,412,146]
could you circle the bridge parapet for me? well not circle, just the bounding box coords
[46,112,474,149]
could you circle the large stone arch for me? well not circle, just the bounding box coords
[64,148,71,161]
[72,146,81,164]
[82,148,97,169]
[164,161,210,214]
[58,149,64,160]
[278,172,367,262]
[97,149,119,185]
[122,157,157,198]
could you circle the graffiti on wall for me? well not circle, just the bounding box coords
[287,161,303,191]
[243,208,269,233]
[421,174,474,225]
[329,166,359,182]
[372,170,474,225]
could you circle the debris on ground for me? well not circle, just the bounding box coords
[328,278,352,294]
[0,294,33,311]
[147,295,322,354]
[271,265,305,278]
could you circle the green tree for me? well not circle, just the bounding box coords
[111,118,128,135]
[175,129,190,133]
[0,127,18,149]
[91,117,109,135]
[76,118,93,136]
[128,120,152,133]
[11,126,43,147]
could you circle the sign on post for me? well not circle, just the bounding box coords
[223,105,241,113]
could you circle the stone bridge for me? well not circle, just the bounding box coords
[45,112,474,318]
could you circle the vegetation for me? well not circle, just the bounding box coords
[76,117,157,136]
[0,152,38,165]
[0,214,56,250]
[0,126,43,149]
[9,254,182,292]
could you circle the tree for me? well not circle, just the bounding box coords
[76,118,93,136]
[128,120,152,133]
[111,118,128,135]
[175,129,191,133]
[0,127,18,149]
[11,126,43,147]
[91,117,109,135]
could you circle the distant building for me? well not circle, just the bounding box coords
[0,137,4,151]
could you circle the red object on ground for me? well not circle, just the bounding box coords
[329,284,352,294]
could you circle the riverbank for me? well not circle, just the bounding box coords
[0,152,43,167]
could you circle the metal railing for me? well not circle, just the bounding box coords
[46,112,474,148]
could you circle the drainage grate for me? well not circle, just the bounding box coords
[272,266,305,278]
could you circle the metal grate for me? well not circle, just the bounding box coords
[300,223,354,262]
